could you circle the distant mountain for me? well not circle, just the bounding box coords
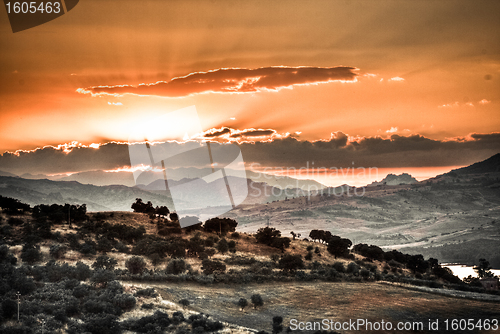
[20,173,55,180]
[0,170,17,177]
[450,153,500,174]
[0,176,174,212]
[58,170,140,187]
[55,167,326,191]
[0,173,313,213]
[368,173,418,187]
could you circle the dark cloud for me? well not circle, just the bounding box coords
[231,129,276,138]
[77,66,358,97]
[204,128,231,138]
[0,133,499,175]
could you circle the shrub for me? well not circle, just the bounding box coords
[75,261,92,281]
[49,244,67,259]
[201,259,226,275]
[125,256,147,275]
[134,288,158,298]
[92,255,118,271]
[73,284,90,298]
[166,259,189,275]
[217,238,229,253]
[2,298,16,319]
[80,241,97,256]
[82,313,121,334]
[8,217,24,226]
[21,243,42,264]
[305,252,313,261]
[179,299,190,308]
[346,262,360,276]
[113,294,136,311]
[90,269,116,287]
[332,262,345,273]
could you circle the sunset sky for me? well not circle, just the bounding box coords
[0,0,499,184]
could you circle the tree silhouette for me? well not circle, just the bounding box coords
[238,298,248,311]
[474,258,493,278]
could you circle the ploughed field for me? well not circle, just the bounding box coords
[141,281,500,334]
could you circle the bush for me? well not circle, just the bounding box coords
[166,259,189,275]
[75,261,92,281]
[331,262,345,273]
[2,298,16,319]
[92,255,118,271]
[49,244,67,259]
[217,238,229,253]
[80,241,97,256]
[134,288,158,298]
[73,284,90,298]
[113,294,136,311]
[82,313,121,334]
[179,299,190,308]
[90,269,116,287]
[201,259,226,275]
[126,256,147,275]
[21,244,42,264]
[8,217,24,226]
[346,262,360,276]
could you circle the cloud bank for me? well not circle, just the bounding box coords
[1,132,499,176]
[77,66,359,97]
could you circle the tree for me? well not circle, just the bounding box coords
[290,231,296,240]
[238,298,248,311]
[251,294,264,309]
[271,237,291,252]
[204,217,238,234]
[126,256,147,275]
[474,258,493,278]
[155,206,170,216]
[131,198,155,214]
[272,316,284,334]
[326,236,352,258]
[278,254,304,273]
[255,227,281,246]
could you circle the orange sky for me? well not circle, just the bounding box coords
[0,0,499,160]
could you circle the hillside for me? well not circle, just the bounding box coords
[450,152,500,174]
[225,154,500,266]
[1,204,498,334]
